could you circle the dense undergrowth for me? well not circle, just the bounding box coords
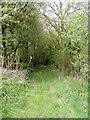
[1,67,88,118]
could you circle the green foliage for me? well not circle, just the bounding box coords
[1,2,88,77]
[64,13,88,77]
[1,2,45,69]
[33,37,55,65]
[1,1,88,118]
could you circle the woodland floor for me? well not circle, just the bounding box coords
[0,67,2,120]
[1,67,88,118]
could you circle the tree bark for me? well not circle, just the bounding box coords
[2,25,8,68]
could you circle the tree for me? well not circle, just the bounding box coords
[38,0,88,76]
[1,2,45,69]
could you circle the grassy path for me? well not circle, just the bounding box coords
[0,66,2,119]
[2,68,88,118]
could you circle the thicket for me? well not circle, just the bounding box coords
[1,1,88,78]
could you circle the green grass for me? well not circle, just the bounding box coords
[2,67,88,118]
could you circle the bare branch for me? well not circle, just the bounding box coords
[48,5,62,20]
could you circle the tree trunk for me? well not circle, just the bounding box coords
[2,25,8,68]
